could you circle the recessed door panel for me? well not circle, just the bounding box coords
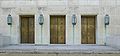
[21,18,29,43]
[81,16,96,44]
[58,17,65,44]
[81,17,88,44]
[28,18,34,43]
[50,17,58,44]
[50,15,65,44]
[20,15,34,44]
[87,17,95,44]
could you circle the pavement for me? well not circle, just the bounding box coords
[0,44,120,54]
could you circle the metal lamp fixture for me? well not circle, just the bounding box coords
[72,14,77,44]
[7,14,12,25]
[104,14,110,45]
[38,14,44,25]
[72,14,77,25]
[104,14,110,25]
[38,14,44,44]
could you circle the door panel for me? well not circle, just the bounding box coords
[81,16,96,44]
[50,15,65,44]
[81,17,88,44]
[87,17,95,44]
[28,18,34,43]
[58,17,65,44]
[21,18,29,43]
[50,17,58,44]
[20,15,34,44]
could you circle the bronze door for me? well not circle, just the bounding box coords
[81,16,96,44]
[20,15,34,44]
[50,15,65,44]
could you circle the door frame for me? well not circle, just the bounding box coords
[19,15,35,44]
[49,15,66,44]
[81,15,97,44]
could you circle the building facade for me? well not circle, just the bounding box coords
[0,0,120,46]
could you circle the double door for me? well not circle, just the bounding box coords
[50,15,66,44]
[81,16,96,44]
[20,15,35,44]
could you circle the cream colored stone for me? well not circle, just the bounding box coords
[0,0,120,49]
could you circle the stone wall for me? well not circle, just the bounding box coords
[0,34,10,47]
[0,0,120,48]
[104,1,120,49]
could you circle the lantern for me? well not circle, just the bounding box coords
[72,14,77,25]
[104,14,110,25]
[38,14,44,25]
[7,14,12,25]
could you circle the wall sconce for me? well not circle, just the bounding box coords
[7,14,12,25]
[104,14,110,25]
[72,14,77,25]
[38,14,44,25]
